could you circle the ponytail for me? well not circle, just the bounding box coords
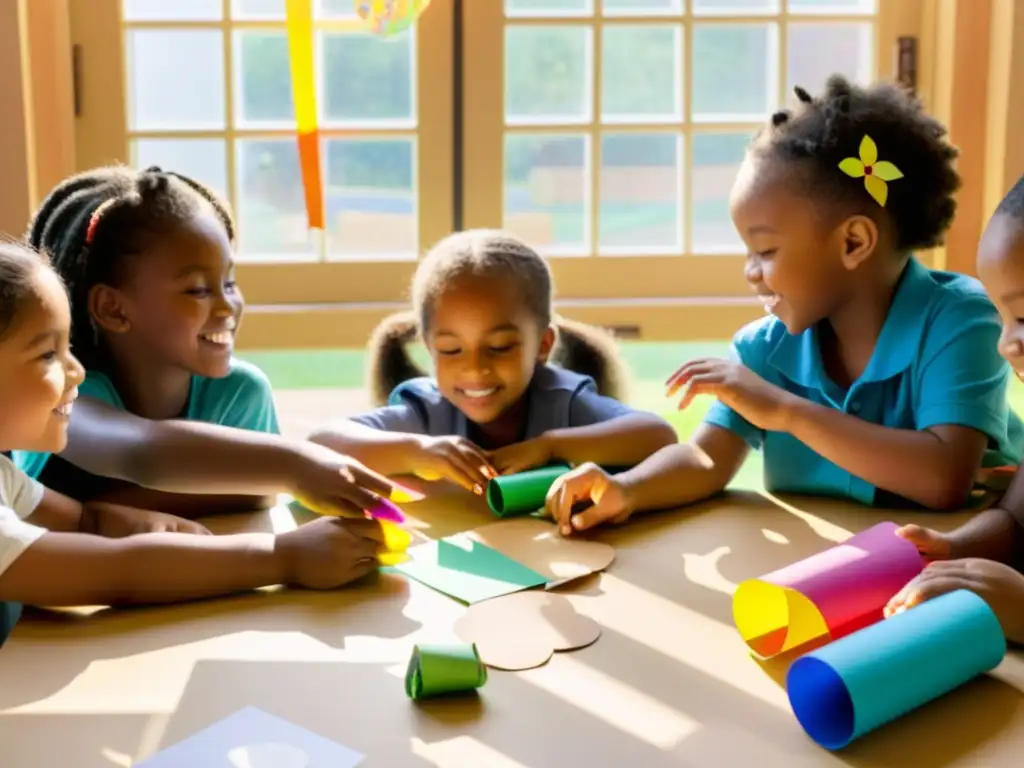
[366,310,426,406]
[550,317,630,402]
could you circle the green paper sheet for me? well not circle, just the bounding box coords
[405,643,487,700]
[486,464,572,517]
[394,534,548,603]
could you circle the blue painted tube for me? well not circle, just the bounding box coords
[786,589,1006,750]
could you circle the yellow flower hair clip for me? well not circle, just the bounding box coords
[838,135,904,207]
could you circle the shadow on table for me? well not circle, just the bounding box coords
[0,572,421,713]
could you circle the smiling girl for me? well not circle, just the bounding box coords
[13,165,394,518]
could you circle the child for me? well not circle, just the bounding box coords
[0,242,384,648]
[310,229,677,494]
[13,165,393,518]
[546,75,1024,535]
[884,172,1024,644]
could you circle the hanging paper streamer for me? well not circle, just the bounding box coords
[786,589,1005,750]
[732,522,923,658]
[355,0,431,37]
[285,0,324,230]
[405,643,487,700]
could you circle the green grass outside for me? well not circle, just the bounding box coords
[240,341,1024,492]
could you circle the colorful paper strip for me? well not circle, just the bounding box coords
[285,0,324,230]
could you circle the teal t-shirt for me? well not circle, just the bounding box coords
[14,358,279,480]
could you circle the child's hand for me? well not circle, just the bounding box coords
[290,444,396,516]
[487,436,553,476]
[884,558,1024,644]
[86,503,212,538]
[545,462,632,535]
[276,517,384,590]
[665,358,795,432]
[895,523,954,561]
[410,436,497,495]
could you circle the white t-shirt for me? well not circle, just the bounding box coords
[0,454,46,578]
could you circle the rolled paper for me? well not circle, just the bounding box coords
[732,522,923,658]
[378,520,412,567]
[786,589,1006,750]
[486,465,571,518]
[405,643,487,700]
[366,497,406,524]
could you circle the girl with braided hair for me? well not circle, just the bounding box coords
[14,165,396,519]
[546,75,1024,535]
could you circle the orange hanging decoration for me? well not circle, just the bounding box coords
[285,0,324,230]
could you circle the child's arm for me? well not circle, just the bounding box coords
[0,513,384,607]
[27,487,210,537]
[545,423,749,533]
[56,399,394,514]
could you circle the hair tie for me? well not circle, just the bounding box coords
[85,199,116,245]
[839,135,904,207]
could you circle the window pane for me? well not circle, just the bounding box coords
[506,0,593,16]
[236,31,294,126]
[602,0,682,14]
[232,0,284,17]
[602,24,682,122]
[322,32,415,124]
[692,24,776,122]
[132,139,228,200]
[505,134,589,254]
[127,30,225,130]
[787,23,873,96]
[691,132,748,253]
[788,0,875,12]
[320,0,357,16]
[506,26,592,124]
[124,0,222,20]
[236,139,316,261]
[692,0,778,13]
[326,139,417,259]
[599,133,681,252]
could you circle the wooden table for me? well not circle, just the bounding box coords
[1,485,1022,767]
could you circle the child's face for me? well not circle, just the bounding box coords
[425,275,554,425]
[0,268,84,452]
[729,155,868,334]
[978,213,1024,379]
[92,210,242,379]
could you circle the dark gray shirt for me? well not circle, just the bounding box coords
[350,364,634,439]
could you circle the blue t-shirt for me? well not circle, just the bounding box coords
[704,257,1024,506]
[350,364,634,439]
[14,358,280,482]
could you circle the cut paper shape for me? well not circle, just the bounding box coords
[467,517,615,588]
[390,483,425,503]
[285,0,324,230]
[394,534,548,603]
[786,589,1006,750]
[378,520,411,567]
[136,706,364,767]
[405,643,488,700]
[486,464,571,517]
[228,743,310,768]
[732,522,923,659]
[367,497,406,524]
[454,591,602,670]
[355,0,431,37]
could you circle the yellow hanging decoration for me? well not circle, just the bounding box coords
[838,135,904,207]
[285,0,324,230]
[355,0,431,37]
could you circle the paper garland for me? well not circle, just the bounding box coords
[355,0,431,37]
[405,643,487,700]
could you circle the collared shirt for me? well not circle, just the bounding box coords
[704,257,1024,506]
[350,364,634,441]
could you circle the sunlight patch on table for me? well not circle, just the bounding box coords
[759,493,852,542]
[680,546,736,595]
[411,736,532,768]
[521,655,701,749]
[570,575,790,711]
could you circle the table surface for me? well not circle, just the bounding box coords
[0,484,1022,768]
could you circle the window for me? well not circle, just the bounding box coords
[463,0,883,303]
